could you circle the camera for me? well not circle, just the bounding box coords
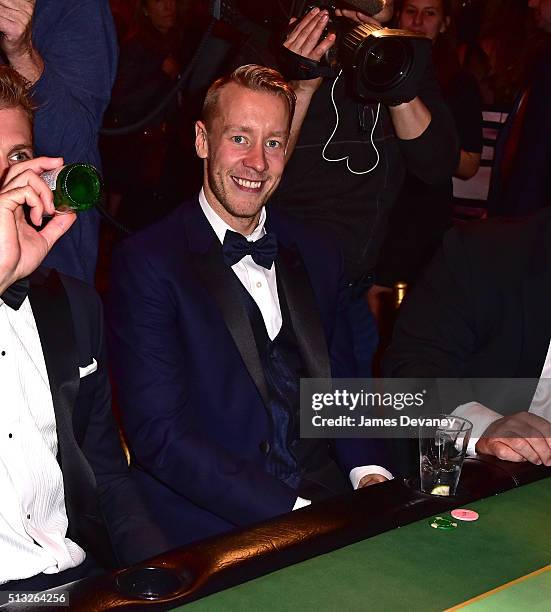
[209,1,432,104]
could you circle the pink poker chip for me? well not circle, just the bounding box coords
[451,508,479,522]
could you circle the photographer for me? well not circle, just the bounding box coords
[373,0,483,300]
[235,0,458,375]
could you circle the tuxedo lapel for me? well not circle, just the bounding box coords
[185,205,270,407]
[29,269,116,569]
[29,268,80,422]
[276,243,331,380]
[28,269,96,496]
[184,200,330,400]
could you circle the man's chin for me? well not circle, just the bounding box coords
[227,183,274,211]
[228,197,268,218]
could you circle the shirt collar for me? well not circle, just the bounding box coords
[199,188,266,244]
[0,295,30,310]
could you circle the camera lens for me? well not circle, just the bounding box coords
[360,38,413,91]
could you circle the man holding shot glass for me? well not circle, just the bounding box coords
[385,214,551,470]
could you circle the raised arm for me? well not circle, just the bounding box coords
[4,0,118,165]
[282,8,336,159]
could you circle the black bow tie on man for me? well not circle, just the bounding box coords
[0,278,29,310]
[222,230,278,270]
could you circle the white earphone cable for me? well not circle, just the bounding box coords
[321,69,381,175]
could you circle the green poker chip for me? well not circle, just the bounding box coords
[430,516,458,530]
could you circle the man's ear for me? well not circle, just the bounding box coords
[441,16,451,34]
[195,121,208,159]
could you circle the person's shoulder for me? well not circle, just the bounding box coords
[268,207,341,258]
[115,201,194,258]
[56,269,101,307]
[30,266,103,320]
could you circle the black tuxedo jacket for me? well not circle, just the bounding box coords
[28,268,167,569]
[384,209,551,412]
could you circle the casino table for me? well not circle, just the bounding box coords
[3,457,551,611]
[183,478,551,612]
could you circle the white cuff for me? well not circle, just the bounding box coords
[452,402,502,455]
[528,378,551,421]
[293,496,311,510]
[349,465,394,489]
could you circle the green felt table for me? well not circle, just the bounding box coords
[180,479,551,612]
[457,565,551,611]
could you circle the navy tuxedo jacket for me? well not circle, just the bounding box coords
[28,268,167,569]
[107,199,389,546]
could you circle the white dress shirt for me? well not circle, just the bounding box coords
[0,296,85,585]
[454,341,551,454]
[199,189,282,339]
[199,190,393,508]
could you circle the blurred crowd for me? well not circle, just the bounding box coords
[99,0,551,345]
[101,0,549,231]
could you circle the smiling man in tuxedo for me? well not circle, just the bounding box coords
[0,66,167,590]
[107,64,392,548]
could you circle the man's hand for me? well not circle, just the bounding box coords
[284,4,384,73]
[475,412,551,466]
[0,157,76,294]
[358,473,389,487]
[284,8,336,94]
[0,0,34,56]
[284,8,336,63]
[0,0,44,83]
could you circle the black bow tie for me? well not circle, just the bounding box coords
[222,230,278,270]
[0,278,29,310]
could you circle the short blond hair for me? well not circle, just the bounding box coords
[0,66,34,123]
[202,64,296,130]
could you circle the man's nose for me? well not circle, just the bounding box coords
[243,142,267,174]
[413,12,423,26]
